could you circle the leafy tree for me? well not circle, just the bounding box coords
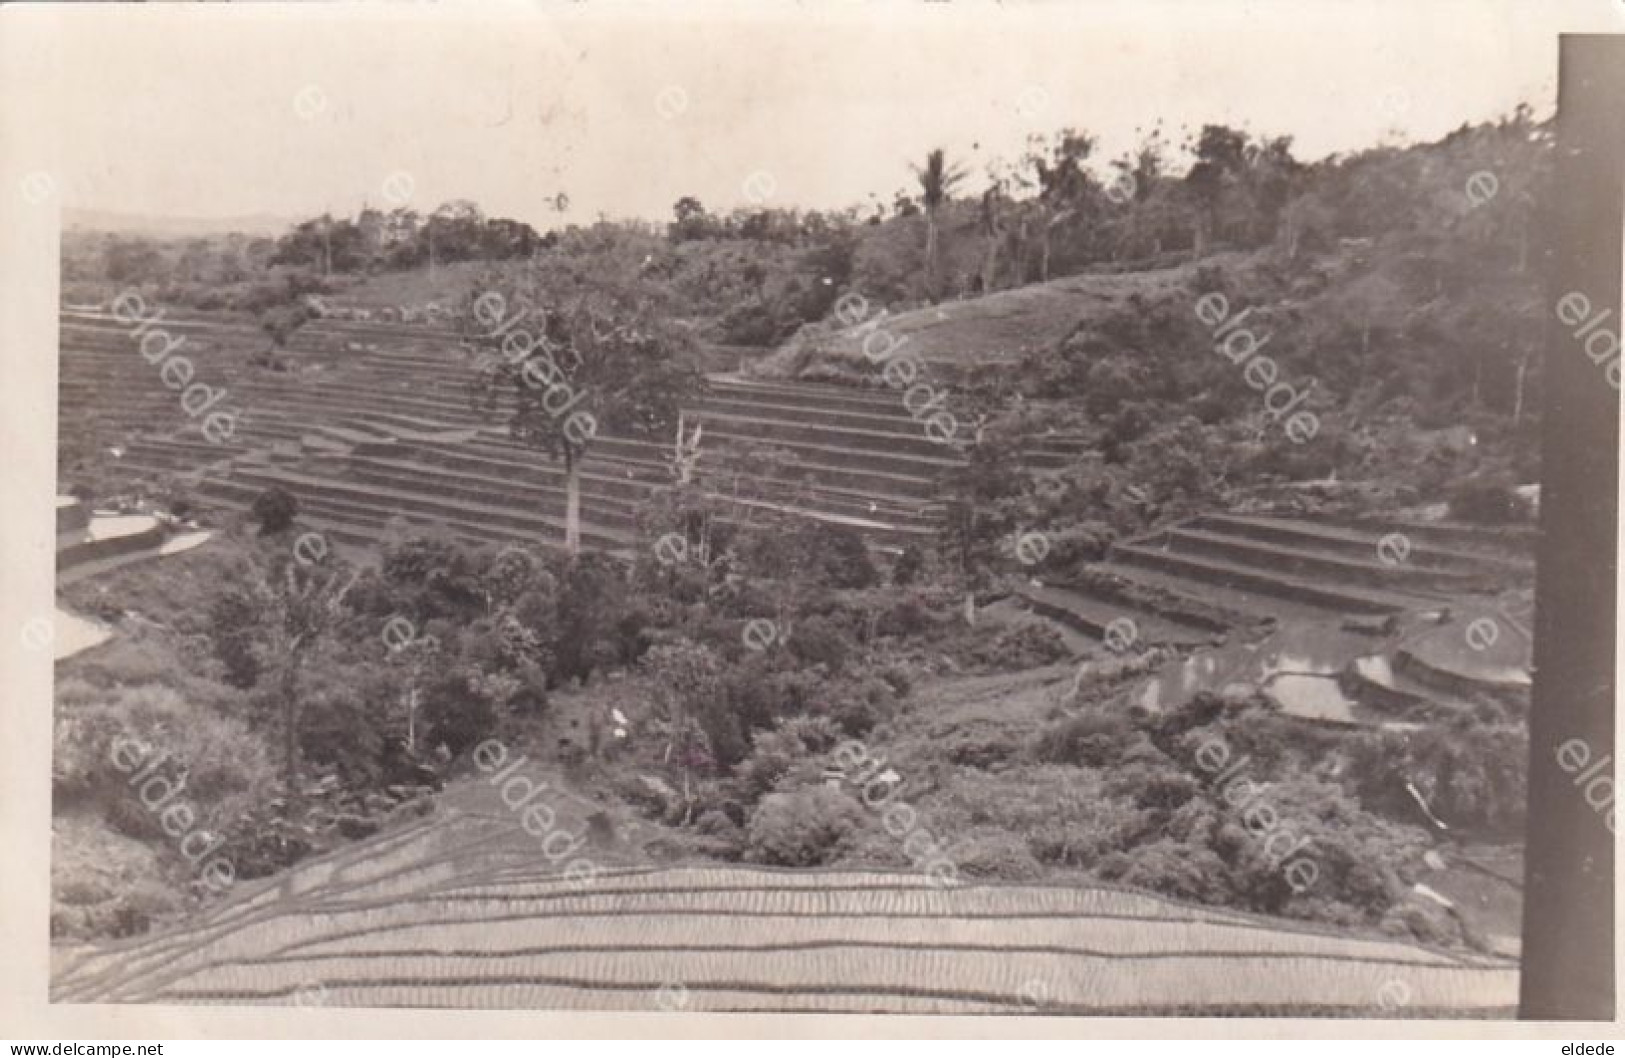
[376,530,487,623]
[977,175,1013,294]
[240,549,360,797]
[259,302,314,350]
[1024,128,1098,280]
[1184,124,1248,254]
[266,202,537,275]
[102,236,166,286]
[553,552,638,683]
[912,147,967,302]
[941,419,1032,578]
[669,196,714,242]
[425,200,485,266]
[465,255,705,553]
[207,589,263,688]
[480,217,540,260]
[1236,135,1303,245]
[643,639,728,807]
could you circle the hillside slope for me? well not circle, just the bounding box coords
[758,252,1241,374]
[53,765,1517,1015]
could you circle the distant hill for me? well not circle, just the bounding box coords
[63,208,295,239]
[757,252,1243,375]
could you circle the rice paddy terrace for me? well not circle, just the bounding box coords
[59,304,1536,696]
[1017,510,1536,724]
[53,305,1534,1012]
[51,772,1518,1014]
[58,306,999,554]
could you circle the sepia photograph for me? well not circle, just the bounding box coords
[5,0,1619,1032]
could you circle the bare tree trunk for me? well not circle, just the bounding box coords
[406,685,417,753]
[565,452,582,554]
[1513,349,1530,425]
[1012,218,1031,284]
[282,657,301,799]
[981,230,1001,294]
[924,213,940,302]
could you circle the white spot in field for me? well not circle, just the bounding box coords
[382,171,416,206]
[20,616,53,653]
[742,170,777,204]
[1466,617,1500,652]
[654,85,689,120]
[654,981,690,1011]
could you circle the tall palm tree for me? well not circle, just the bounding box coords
[913,148,966,302]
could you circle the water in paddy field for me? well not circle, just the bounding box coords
[1135,621,1391,725]
[1265,673,1363,723]
[53,524,216,656]
[59,512,160,546]
[1402,608,1533,690]
[53,608,111,661]
[156,530,213,556]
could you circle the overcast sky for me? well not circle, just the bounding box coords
[49,1,1608,231]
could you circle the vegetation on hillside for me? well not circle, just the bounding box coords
[462,241,708,552]
[54,481,1525,951]
[53,109,1545,953]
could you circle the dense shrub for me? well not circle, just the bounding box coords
[745,785,867,867]
[876,665,913,699]
[161,482,195,521]
[53,678,277,842]
[937,721,1025,769]
[949,827,1044,881]
[1379,894,1467,948]
[876,594,939,639]
[206,590,262,688]
[1343,722,1527,833]
[420,664,503,756]
[1034,711,1138,768]
[927,765,1153,869]
[819,673,900,739]
[291,658,397,782]
[554,553,642,683]
[962,621,1071,672]
[250,486,298,535]
[1447,474,1533,525]
[1097,839,1234,903]
[786,614,853,672]
[1105,761,1200,811]
[747,521,878,590]
[1040,522,1117,568]
[891,544,925,586]
[734,715,844,802]
[375,532,489,623]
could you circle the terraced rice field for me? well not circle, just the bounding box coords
[58,309,970,553]
[58,303,1538,681]
[1015,509,1536,721]
[53,306,1530,1014]
[51,796,1518,1014]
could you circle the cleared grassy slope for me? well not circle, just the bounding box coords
[755,252,1249,376]
[53,774,1517,1015]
